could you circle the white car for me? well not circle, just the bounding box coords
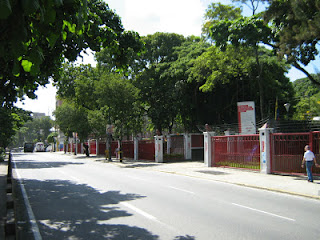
[35,142,45,152]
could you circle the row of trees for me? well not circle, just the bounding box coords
[55,0,320,142]
[54,35,293,141]
[11,116,54,148]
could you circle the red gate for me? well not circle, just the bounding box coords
[169,135,184,154]
[122,141,134,158]
[138,140,155,161]
[212,134,260,170]
[270,132,320,175]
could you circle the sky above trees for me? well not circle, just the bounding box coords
[15,0,319,116]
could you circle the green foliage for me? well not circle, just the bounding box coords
[202,2,242,39]
[12,115,53,147]
[132,33,186,133]
[54,101,90,141]
[94,72,142,139]
[292,75,320,119]
[265,0,320,68]
[1,107,32,150]
[0,0,142,108]
[47,132,58,144]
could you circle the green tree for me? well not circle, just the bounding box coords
[207,1,320,87]
[0,107,31,155]
[202,2,242,39]
[188,45,294,123]
[264,0,320,85]
[166,37,211,131]
[94,72,142,140]
[15,115,53,144]
[0,0,142,108]
[132,32,185,134]
[292,76,320,119]
[54,101,91,142]
[1,0,142,149]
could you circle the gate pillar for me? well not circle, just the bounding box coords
[184,134,192,160]
[134,137,139,160]
[96,139,99,156]
[204,132,215,167]
[155,136,164,163]
[259,128,273,174]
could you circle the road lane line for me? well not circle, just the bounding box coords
[169,186,195,195]
[120,202,182,235]
[121,202,158,221]
[232,203,295,222]
[13,161,43,240]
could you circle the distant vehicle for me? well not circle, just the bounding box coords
[24,143,34,153]
[35,142,45,152]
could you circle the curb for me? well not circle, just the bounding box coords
[5,153,16,239]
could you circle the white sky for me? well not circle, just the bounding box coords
[15,0,319,117]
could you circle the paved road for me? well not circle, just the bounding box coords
[13,153,320,240]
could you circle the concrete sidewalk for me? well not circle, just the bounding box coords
[84,155,320,200]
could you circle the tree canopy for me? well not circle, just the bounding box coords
[0,0,142,108]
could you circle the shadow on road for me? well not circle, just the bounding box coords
[15,178,195,240]
[13,160,84,169]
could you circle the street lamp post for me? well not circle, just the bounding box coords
[284,103,290,120]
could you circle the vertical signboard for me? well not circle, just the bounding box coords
[237,101,256,135]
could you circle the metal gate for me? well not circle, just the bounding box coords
[212,135,260,170]
[270,132,320,175]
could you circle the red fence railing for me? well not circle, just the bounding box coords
[138,140,155,161]
[170,135,184,154]
[271,132,320,175]
[122,141,134,158]
[89,140,96,154]
[191,134,204,148]
[212,134,260,170]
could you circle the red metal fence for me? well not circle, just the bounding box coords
[122,140,134,158]
[271,132,320,175]
[170,135,184,154]
[191,134,204,160]
[138,140,155,160]
[89,140,96,154]
[212,134,260,170]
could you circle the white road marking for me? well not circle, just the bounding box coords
[121,202,158,221]
[120,202,181,235]
[232,203,296,222]
[127,176,149,182]
[13,161,43,240]
[169,186,195,194]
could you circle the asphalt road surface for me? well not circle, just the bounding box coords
[12,152,320,240]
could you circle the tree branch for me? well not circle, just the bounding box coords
[292,61,320,87]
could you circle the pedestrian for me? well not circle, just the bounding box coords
[83,143,89,157]
[301,145,319,182]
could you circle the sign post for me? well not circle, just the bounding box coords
[237,101,256,135]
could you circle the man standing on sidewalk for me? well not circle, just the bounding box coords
[301,145,319,182]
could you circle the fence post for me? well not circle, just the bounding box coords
[184,134,192,160]
[204,132,215,167]
[134,137,139,161]
[96,139,99,156]
[167,135,171,154]
[154,135,164,163]
[259,127,273,174]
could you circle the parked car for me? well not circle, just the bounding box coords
[35,142,45,152]
[24,143,34,153]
